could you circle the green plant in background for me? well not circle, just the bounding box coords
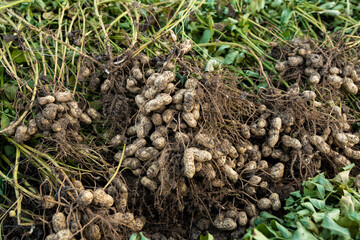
[242,164,360,240]
[184,0,360,58]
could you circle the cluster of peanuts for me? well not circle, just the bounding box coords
[7,91,101,144]
[37,38,360,236]
[276,39,359,94]
[191,98,357,230]
[114,70,360,232]
[211,192,281,231]
[274,39,360,164]
[45,179,145,240]
[110,69,201,195]
[183,129,285,230]
[108,63,293,230]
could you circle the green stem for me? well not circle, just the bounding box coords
[0,170,41,200]
[104,145,126,190]
[0,0,31,10]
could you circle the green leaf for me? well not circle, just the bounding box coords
[284,212,296,220]
[34,0,46,11]
[281,9,292,25]
[341,164,355,171]
[248,2,258,13]
[259,211,283,222]
[242,228,255,240]
[340,196,360,224]
[286,196,296,207]
[242,168,360,239]
[212,56,225,63]
[290,191,302,199]
[129,233,139,240]
[4,85,18,101]
[316,175,334,192]
[274,221,292,238]
[42,11,57,20]
[0,67,4,87]
[319,2,336,9]
[333,170,351,185]
[224,17,238,25]
[309,198,326,210]
[198,29,211,44]
[321,214,351,239]
[297,209,311,217]
[301,202,316,213]
[290,222,317,240]
[89,101,102,111]
[224,51,239,65]
[244,70,260,78]
[1,114,10,130]
[304,182,326,199]
[214,45,230,57]
[2,101,13,111]
[139,232,150,240]
[11,49,27,64]
[270,0,282,8]
[340,196,357,219]
[253,227,272,240]
[256,0,265,11]
[299,217,318,232]
[118,22,131,28]
[0,178,3,196]
[337,215,360,238]
[328,208,341,221]
[313,212,325,223]
[200,232,214,240]
[4,145,16,157]
[319,10,340,16]
[255,223,277,238]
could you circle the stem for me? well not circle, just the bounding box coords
[0,170,41,200]
[0,54,39,135]
[6,9,105,68]
[0,0,31,10]
[104,145,126,190]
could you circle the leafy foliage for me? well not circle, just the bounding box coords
[243,164,360,240]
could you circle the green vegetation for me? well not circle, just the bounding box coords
[199,165,360,240]
[245,164,360,239]
[184,0,360,62]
